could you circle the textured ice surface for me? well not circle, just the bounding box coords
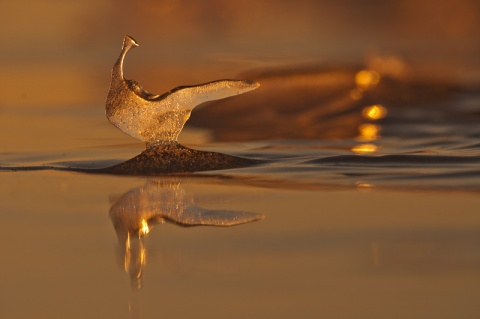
[106,36,260,147]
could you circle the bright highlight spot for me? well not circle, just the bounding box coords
[124,233,131,272]
[362,104,387,120]
[139,219,150,235]
[357,123,380,142]
[352,143,378,154]
[355,70,380,90]
[140,247,147,268]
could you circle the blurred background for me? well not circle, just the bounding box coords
[1,0,479,110]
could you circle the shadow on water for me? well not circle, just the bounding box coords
[109,178,264,290]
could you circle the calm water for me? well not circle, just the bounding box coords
[2,1,480,318]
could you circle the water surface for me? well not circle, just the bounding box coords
[1,1,480,318]
[2,77,480,318]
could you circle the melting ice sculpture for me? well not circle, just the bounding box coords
[106,35,260,148]
[109,178,265,289]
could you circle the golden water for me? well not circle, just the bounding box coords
[1,1,480,318]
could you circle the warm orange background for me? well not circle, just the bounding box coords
[1,0,479,108]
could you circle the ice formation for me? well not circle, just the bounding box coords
[106,35,260,148]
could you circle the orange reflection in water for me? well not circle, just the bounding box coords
[352,143,378,154]
[362,104,387,120]
[355,70,381,91]
[356,123,380,142]
[348,69,382,109]
[353,102,387,152]
[124,232,147,290]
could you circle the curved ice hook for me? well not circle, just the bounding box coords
[106,35,260,148]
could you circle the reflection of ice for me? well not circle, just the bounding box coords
[109,178,264,289]
[106,36,259,148]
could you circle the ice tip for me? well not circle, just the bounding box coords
[240,79,260,91]
[123,35,139,47]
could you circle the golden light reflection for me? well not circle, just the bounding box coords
[124,233,131,272]
[355,70,380,91]
[362,104,387,120]
[356,123,380,142]
[140,246,147,273]
[351,143,378,154]
[124,232,147,290]
[139,219,150,236]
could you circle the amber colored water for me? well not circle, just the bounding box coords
[1,1,480,318]
[2,169,480,319]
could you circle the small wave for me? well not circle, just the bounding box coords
[305,154,480,166]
